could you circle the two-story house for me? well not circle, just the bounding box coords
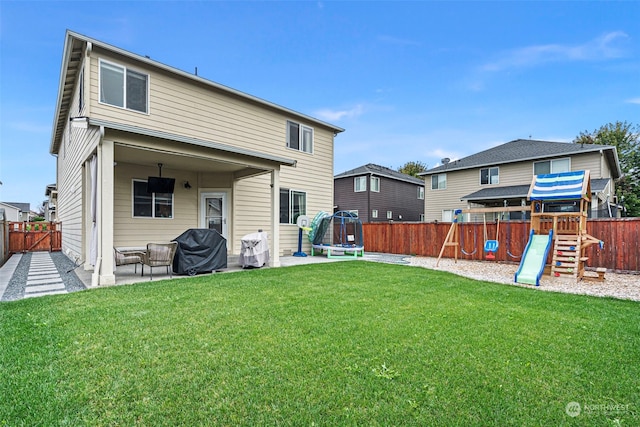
[334,163,425,222]
[49,30,343,286]
[420,139,621,222]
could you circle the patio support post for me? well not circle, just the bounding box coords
[270,168,280,267]
[97,138,115,285]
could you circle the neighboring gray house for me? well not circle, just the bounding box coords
[419,139,621,221]
[43,184,57,222]
[1,202,33,222]
[334,163,425,222]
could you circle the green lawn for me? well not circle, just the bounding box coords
[1,262,638,426]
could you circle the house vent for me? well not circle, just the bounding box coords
[441,158,450,165]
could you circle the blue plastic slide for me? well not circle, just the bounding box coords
[514,230,554,286]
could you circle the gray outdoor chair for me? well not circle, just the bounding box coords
[141,242,178,280]
[114,247,144,274]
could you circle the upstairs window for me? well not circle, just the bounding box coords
[100,60,148,113]
[431,173,446,190]
[370,176,380,192]
[480,167,499,185]
[133,180,173,218]
[418,186,425,199]
[280,188,306,224]
[287,121,313,153]
[354,176,367,192]
[534,158,570,175]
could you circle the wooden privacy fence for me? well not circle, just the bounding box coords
[9,222,62,253]
[362,218,640,273]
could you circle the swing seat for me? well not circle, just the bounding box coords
[484,240,498,260]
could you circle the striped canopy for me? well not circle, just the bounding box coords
[528,170,590,201]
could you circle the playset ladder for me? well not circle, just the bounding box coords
[552,234,582,278]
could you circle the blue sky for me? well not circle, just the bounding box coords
[1,1,639,211]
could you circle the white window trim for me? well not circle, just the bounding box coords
[280,188,307,224]
[354,176,367,192]
[533,157,571,175]
[370,176,380,192]
[386,210,393,219]
[286,120,314,154]
[132,179,174,219]
[431,173,447,190]
[99,59,149,114]
[372,209,378,218]
[418,186,425,199]
[480,167,500,185]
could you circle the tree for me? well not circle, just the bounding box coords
[574,121,640,217]
[398,161,428,177]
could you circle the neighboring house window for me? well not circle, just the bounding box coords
[78,67,84,113]
[442,210,454,222]
[349,210,359,217]
[370,176,380,192]
[133,180,173,218]
[354,176,367,192]
[534,158,570,175]
[372,209,378,218]
[418,187,425,199]
[280,188,306,224]
[419,214,425,222]
[99,60,148,113]
[387,211,393,219]
[480,167,499,185]
[431,173,446,190]
[286,120,313,153]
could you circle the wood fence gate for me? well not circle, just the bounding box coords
[8,222,62,253]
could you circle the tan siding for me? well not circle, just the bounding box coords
[424,152,617,221]
[57,56,100,261]
[89,50,336,160]
[113,163,200,247]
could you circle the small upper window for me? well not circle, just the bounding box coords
[372,209,378,218]
[100,60,148,113]
[370,176,380,192]
[480,167,499,185]
[431,173,446,190]
[534,158,570,175]
[287,120,313,153]
[354,176,367,192]
[418,187,425,199]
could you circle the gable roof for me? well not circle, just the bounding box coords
[419,139,621,178]
[50,30,344,154]
[335,163,424,185]
[2,202,30,212]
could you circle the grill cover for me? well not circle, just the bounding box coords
[239,231,270,268]
[172,228,227,275]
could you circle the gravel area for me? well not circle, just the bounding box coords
[406,256,640,302]
[1,252,86,301]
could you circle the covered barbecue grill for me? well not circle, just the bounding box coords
[239,231,270,268]
[172,228,227,276]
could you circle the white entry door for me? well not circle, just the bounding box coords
[200,192,228,238]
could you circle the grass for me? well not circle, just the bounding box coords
[1,261,638,426]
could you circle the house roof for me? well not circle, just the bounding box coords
[50,30,345,155]
[2,202,30,212]
[334,163,424,185]
[419,139,621,179]
[461,185,531,202]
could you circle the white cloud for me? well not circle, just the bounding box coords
[314,104,365,121]
[482,31,629,72]
[626,97,640,105]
